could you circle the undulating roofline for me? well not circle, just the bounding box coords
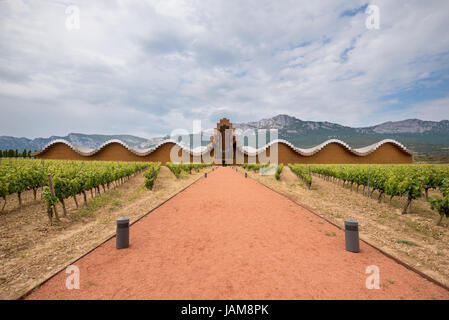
[238,138,412,156]
[32,137,413,157]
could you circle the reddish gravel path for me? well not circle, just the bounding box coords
[28,167,449,300]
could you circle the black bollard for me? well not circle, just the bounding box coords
[344,219,360,253]
[245,172,247,178]
[204,172,207,178]
[116,217,129,249]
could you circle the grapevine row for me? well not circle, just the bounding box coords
[0,159,157,215]
[241,163,269,172]
[166,162,210,178]
[288,164,312,188]
[308,164,449,223]
[275,164,284,180]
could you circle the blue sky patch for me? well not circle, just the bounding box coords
[340,3,369,18]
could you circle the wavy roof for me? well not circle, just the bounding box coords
[33,137,412,158]
[238,138,412,157]
[32,138,213,157]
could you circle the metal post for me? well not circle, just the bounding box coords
[204,172,207,178]
[344,219,360,253]
[116,217,129,249]
[245,172,247,178]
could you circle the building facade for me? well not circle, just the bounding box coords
[34,118,413,164]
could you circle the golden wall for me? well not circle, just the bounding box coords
[36,140,413,164]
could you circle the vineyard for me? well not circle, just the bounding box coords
[288,164,312,188]
[274,164,283,180]
[1,159,449,299]
[287,164,449,225]
[241,163,269,172]
[0,158,161,224]
[166,162,210,178]
[0,157,212,299]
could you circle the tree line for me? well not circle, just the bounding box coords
[0,149,34,158]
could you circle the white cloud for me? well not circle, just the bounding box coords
[0,0,448,138]
[398,96,449,121]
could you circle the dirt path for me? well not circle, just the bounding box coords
[27,167,449,300]
[1,166,207,300]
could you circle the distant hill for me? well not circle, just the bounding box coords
[234,115,449,156]
[1,115,449,159]
[0,133,168,152]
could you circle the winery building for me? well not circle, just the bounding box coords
[33,118,413,164]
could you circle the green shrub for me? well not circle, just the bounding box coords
[429,179,449,225]
[166,162,209,178]
[166,162,182,178]
[42,186,58,206]
[242,163,269,172]
[144,162,161,190]
[275,164,284,180]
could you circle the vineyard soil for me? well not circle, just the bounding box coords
[241,166,449,288]
[0,166,208,299]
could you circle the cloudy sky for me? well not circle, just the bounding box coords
[0,0,448,139]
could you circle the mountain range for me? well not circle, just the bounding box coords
[1,115,449,158]
[233,115,449,156]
